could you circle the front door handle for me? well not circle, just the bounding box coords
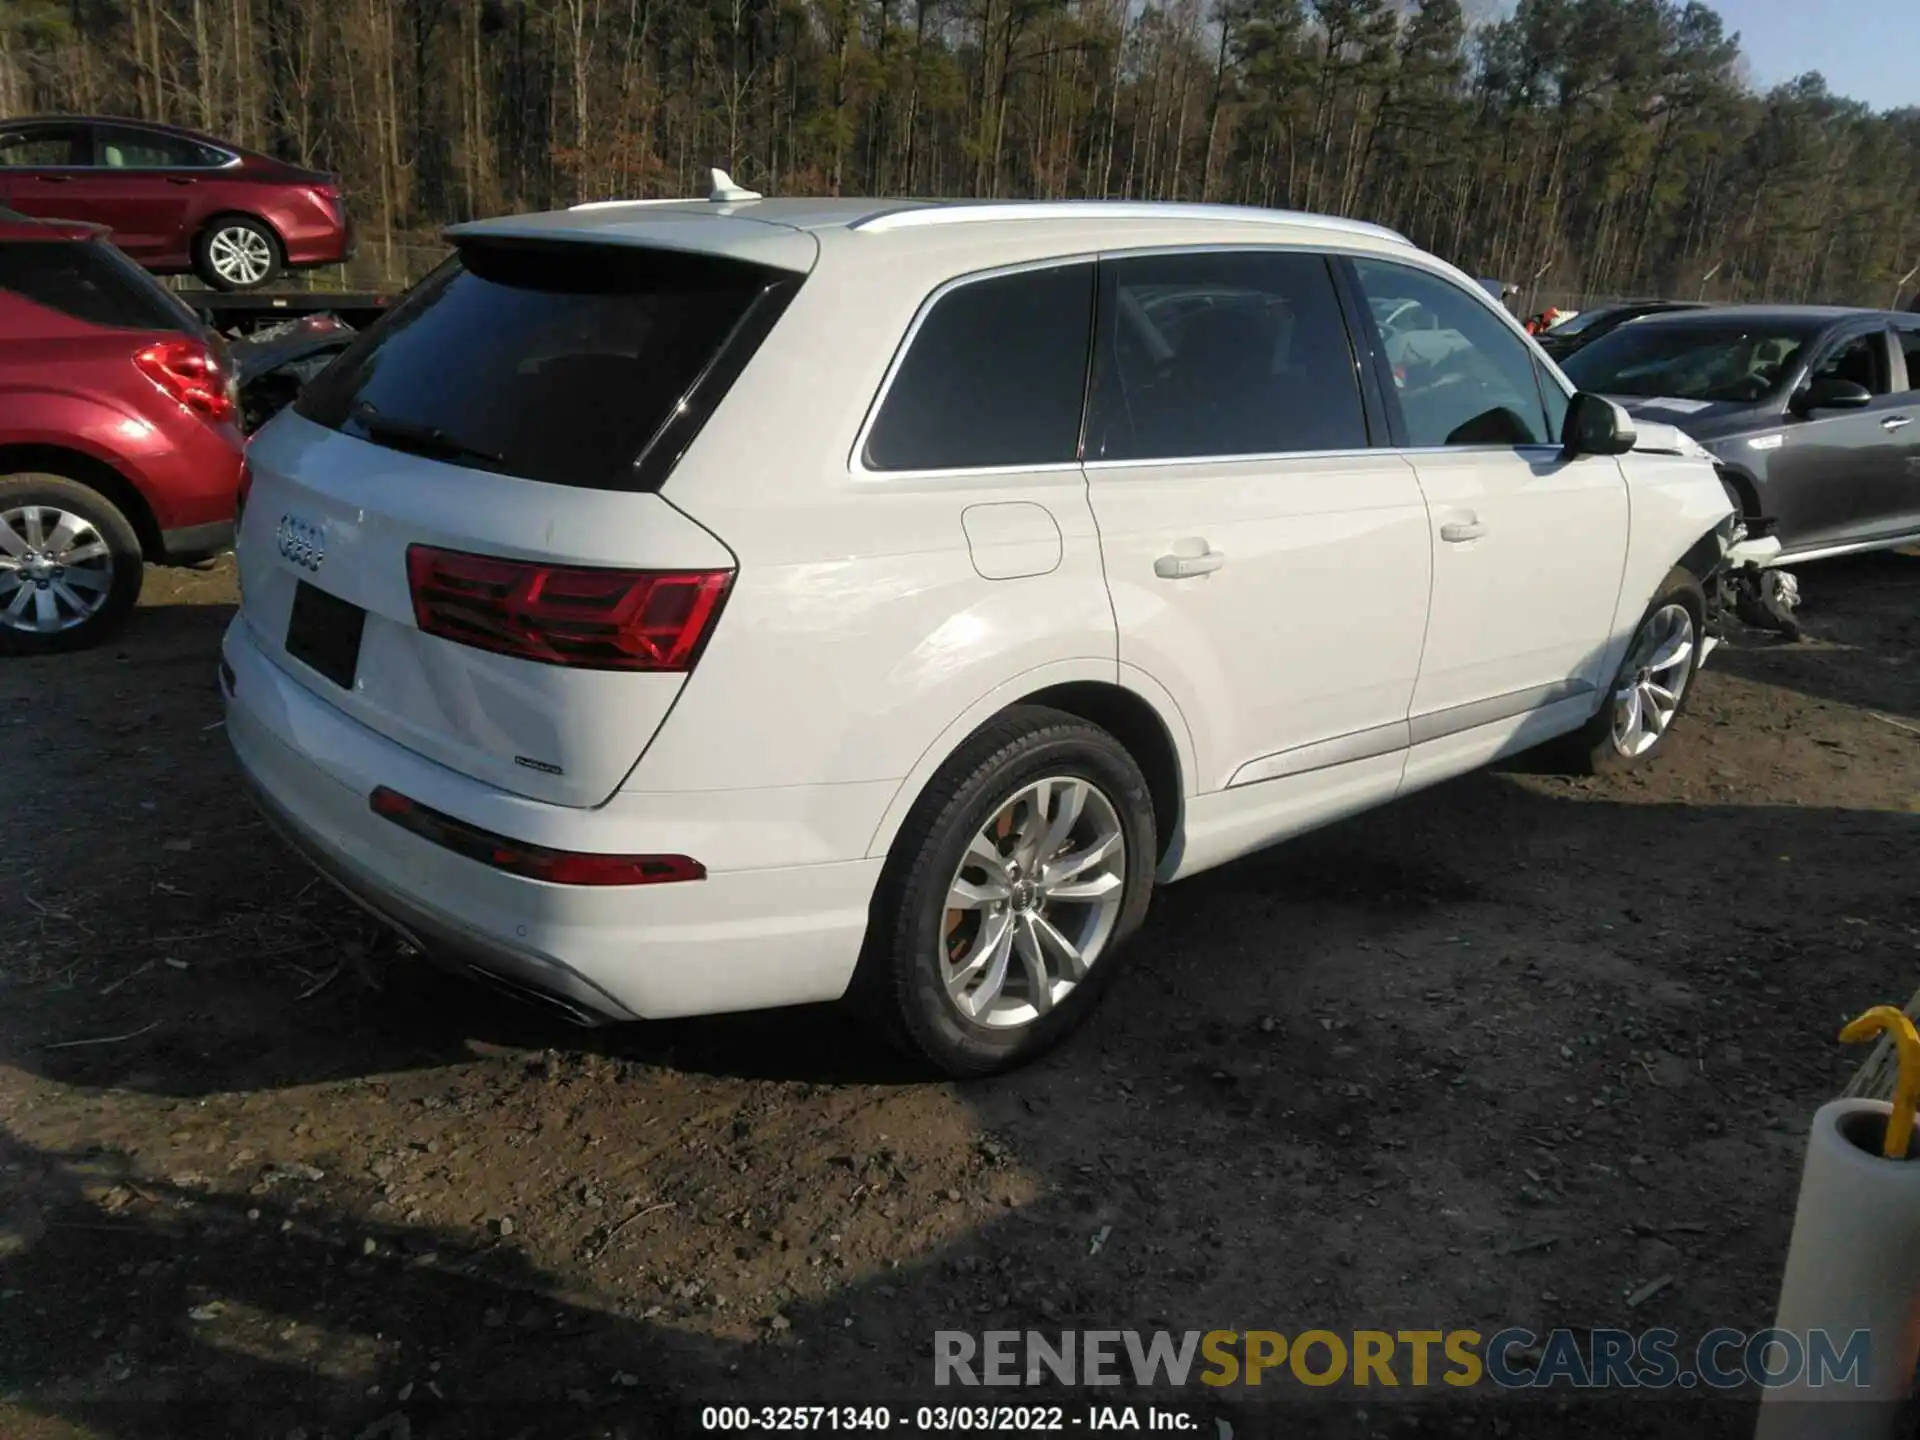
[165,176,196,186]
[1154,548,1226,579]
[1440,520,1487,543]
[1883,415,1912,432]
[35,174,71,184]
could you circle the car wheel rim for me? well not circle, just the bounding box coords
[940,775,1127,1030]
[0,505,116,634]
[210,226,272,285]
[1610,603,1694,758]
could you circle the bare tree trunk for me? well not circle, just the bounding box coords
[1199,7,1231,203]
[194,0,215,127]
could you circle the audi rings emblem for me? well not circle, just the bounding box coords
[276,514,326,572]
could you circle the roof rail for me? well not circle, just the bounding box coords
[569,198,689,211]
[851,200,1410,244]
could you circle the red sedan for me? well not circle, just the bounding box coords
[0,210,245,653]
[0,116,350,290]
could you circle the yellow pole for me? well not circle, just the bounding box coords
[1839,1006,1920,1160]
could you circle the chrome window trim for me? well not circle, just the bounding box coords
[849,241,1582,481]
[91,122,243,172]
[1084,446,1386,471]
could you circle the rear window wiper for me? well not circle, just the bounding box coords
[350,405,506,470]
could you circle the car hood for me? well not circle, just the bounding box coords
[1605,395,1772,444]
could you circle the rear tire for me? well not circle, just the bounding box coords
[194,216,281,291]
[1559,567,1706,775]
[857,706,1157,1078]
[0,474,145,656]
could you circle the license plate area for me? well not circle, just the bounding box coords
[284,580,366,690]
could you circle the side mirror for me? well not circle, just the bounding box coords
[1790,377,1873,415]
[1563,391,1637,457]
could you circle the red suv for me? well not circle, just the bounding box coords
[0,210,245,654]
[0,116,349,291]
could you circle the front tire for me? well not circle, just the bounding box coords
[1562,567,1706,775]
[858,706,1157,1077]
[0,474,146,656]
[194,216,281,291]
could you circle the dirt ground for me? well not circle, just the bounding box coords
[2,552,1917,1440]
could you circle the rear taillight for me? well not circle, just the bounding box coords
[133,338,235,423]
[405,545,731,672]
[370,787,704,886]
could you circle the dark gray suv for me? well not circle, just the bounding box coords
[1562,305,1920,563]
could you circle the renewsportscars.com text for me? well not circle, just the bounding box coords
[933,1327,1874,1391]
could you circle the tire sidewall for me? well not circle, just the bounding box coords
[196,217,280,291]
[0,474,145,656]
[883,718,1156,1076]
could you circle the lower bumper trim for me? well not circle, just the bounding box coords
[240,770,638,1025]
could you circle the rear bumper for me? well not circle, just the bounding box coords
[220,616,884,1023]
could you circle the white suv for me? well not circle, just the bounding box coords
[222,186,1741,1075]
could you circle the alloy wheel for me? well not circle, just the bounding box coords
[0,505,116,635]
[940,775,1128,1029]
[1610,602,1695,758]
[209,226,273,286]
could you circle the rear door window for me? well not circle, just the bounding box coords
[862,263,1095,472]
[1086,249,1368,460]
[95,126,227,169]
[0,239,200,332]
[296,242,797,491]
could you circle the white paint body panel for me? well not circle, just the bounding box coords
[1085,452,1431,793]
[224,197,1737,1024]
[1404,446,1630,718]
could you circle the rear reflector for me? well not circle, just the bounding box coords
[406,545,731,671]
[369,786,704,887]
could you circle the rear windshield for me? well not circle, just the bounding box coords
[296,241,793,490]
[0,238,201,333]
[1563,320,1818,402]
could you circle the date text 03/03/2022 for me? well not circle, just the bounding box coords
[699,1405,1206,1432]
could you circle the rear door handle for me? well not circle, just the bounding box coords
[36,174,71,184]
[1440,520,1487,543]
[165,176,196,186]
[1883,415,1912,432]
[1154,548,1225,579]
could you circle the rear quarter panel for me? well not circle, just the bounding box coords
[0,329,243,530]
[190,177,344,266]
[633,237,1142,845]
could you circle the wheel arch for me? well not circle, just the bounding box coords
[864,661,1196,868]
[196,211,286,268]
[1713,461,1763,524]
[0,443,164,561]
